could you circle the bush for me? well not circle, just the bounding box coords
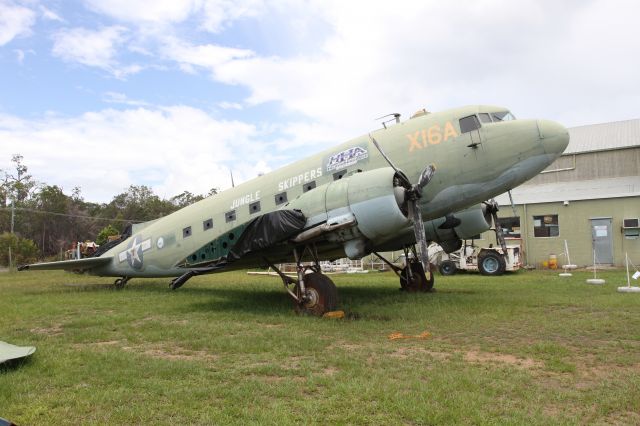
[0,233,39,267]
[96,225,120,246]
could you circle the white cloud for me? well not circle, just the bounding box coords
[160,36,254,71]
[0,106,266,202]
[170,0,640,135]
[83,0,196,25]
[217,101,243,110]
[83,0,264,32]
[39,5,64,22]
[0,1,36,46]
[102,92,149,106]
[51,26,143,78]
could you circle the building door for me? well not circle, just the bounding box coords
[591,218,613,264]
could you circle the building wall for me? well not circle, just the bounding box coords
[525,147,640,185]
[480,197,640,267]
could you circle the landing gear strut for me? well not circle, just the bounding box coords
[265,244,338,316]
[114,277,130,289]
[374,246,435,292]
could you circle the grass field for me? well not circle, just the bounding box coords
[1,268,639,425]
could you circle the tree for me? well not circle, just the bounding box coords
[170,191,204,208]
[96,225,120,246]
[1,154,38,204]
[0,232,39,267]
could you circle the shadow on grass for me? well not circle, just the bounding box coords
[0,356,33,374]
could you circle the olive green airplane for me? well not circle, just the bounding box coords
[19,105,569,315]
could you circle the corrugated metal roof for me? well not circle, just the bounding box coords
[495,176,640,205]
[565,118,640,154]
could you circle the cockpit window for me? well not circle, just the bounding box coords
[491,111,516,122]
[479,113,492,123]
[459,115,481,133]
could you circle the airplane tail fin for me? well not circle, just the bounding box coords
[18,256,113,273]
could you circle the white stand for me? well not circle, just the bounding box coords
[586,249,605,285]
[617,253,640,293]
[560,240,577,277]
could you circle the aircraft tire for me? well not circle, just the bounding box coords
[295,273,338,316]
[439,260,457,276]
[478,251,506,276]
[400,262,435,292]
[114,278,125,289]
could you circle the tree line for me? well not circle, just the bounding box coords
[0,155,217,266]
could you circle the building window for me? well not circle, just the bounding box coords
[498,217,521,238]
[183,226,192,238]
[275,192,288,205]
[459,115,481,133]
[225,210,236,223]
[249,201,261,214]
[203,218,213,231]
[533,215,559,237]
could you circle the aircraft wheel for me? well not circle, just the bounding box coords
[294,273,338,316]
[439,260,457,276]
[400,262,435,292]
[478,251,506,276]
[114,277,129,289]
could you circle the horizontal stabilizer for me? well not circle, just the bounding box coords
[18,256,113,272]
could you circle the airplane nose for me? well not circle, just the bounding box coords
[537,119,569,155]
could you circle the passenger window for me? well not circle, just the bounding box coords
[203,218,213,231]
[249,201,261,214]
[303,181,316,192]
[459,115,481,133]
[225,210,236,222]
[479,113,492,123]
[275,192,288,205]
[183,226,192,238]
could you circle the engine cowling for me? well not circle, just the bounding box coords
[287,167,410,259]
[423,204,492,253]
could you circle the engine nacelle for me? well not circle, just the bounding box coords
[424,204,492,253]
[287,167,409,259]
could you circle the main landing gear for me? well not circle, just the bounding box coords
[114,277,130,289]
[265,245,338,316]
[375,246,435,292]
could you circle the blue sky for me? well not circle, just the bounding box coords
[1,0,639,202]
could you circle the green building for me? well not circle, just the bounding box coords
[482,118,640,267]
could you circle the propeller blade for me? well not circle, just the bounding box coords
[408,199,431,280]
[417,164,436,189]
[369,134,411,188]
[488,199,508,255]
[508,190,517,217]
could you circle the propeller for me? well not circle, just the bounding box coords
[483,198,508,255]
[369,134,436,276]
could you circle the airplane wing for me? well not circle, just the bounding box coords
[18,256,113,272]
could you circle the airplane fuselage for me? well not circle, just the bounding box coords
[86,105,569,277]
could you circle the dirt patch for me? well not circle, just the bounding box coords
[30,324,63,336]
[390,347,451,360]
[323,367,338,376]
[464,350,542,369]
[121,344,217,362]
[261,323,285,329]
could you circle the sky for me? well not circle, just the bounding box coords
[1,0,639,203]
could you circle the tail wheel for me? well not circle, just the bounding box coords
[478,251,506,276]
[294,272,338,316]
[400,262,435,292]
[439,260,458,276]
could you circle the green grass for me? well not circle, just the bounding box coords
[1,269,639,424]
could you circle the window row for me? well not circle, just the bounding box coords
[179,171,355,238]
[487,215,559,238]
